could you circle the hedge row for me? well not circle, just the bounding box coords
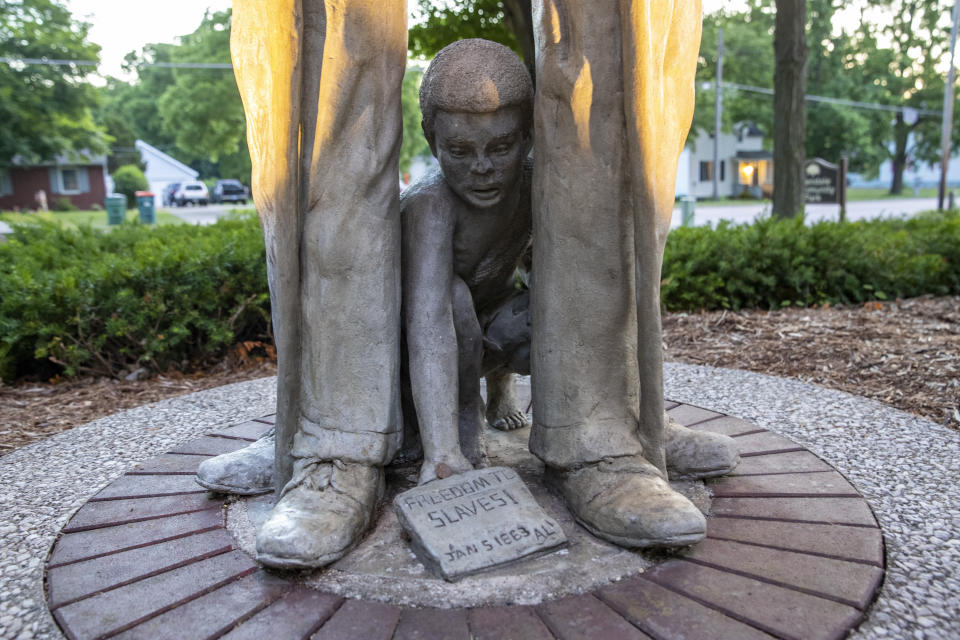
[1,210,957,382]
[662,210,959,311]
[0,216,269,382]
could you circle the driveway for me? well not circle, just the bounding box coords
[164,203,253,226]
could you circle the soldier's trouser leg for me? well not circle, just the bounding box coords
[529,0,709,548]
[530,1,647,469]
[232,0,406,568]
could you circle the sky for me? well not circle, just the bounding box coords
[67,0,232,78]
[72,0,752,79]
[69,0,878,80]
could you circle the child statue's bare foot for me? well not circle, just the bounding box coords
[485,369,531,431]
[488,406,530,431]
[418,452,474,485]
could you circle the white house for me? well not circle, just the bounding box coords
[847,138,960,190]
[677,123,773,199]
[135,140,199,208]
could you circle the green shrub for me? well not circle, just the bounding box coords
[111,165,149,208]
[52,196,78,212]
[662,210,960,311]
[1,209,957,383]
[0,214,269,382]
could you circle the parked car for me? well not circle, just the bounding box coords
[212,179,248,205]
[162,182,181,207]
[172,181,209,206]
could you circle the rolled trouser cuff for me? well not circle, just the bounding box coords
[529,418,645,470]
[292,415,400,466]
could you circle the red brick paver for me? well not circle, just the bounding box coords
[46,402,885,640]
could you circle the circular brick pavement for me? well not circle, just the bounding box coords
[45,402,885,640]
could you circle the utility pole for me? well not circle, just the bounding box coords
[713,28,723,201]
[939,0,960,211]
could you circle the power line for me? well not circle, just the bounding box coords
[702,80,943,117]
[0,56,98,67]
[0,57,232,69]
[3,56,946,118]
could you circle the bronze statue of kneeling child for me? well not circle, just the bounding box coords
[196,39,739,569]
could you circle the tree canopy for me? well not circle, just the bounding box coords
[89,0,956,194]
[98,11,250,182]
[851,0,955,193]
[0,0,108,169]
[409,0,532,71]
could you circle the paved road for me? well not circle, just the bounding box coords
[669,197,940,228]
[164,198,942,228]
[165,203,251,226]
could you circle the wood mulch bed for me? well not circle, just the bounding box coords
[664,295,959,430]
[0,362,277,455]
[1,296,957,456]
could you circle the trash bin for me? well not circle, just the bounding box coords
[680,196,696,227]
[105,194,127,226]
[135,191,156,225]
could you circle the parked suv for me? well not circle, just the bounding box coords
[212,179,248,205]
[172,181,209,206]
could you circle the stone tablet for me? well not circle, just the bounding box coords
[393,467,567,581]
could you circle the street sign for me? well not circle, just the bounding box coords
[805,157,849,221]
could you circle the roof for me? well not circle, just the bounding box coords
[11,151,107,167]
[736,150,773,160]
[135,140,199,180]
[739,122,765,137]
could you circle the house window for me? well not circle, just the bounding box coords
[60,168,80,193]
[0,169,11,196]
[699,161,712,181]
[720,160,726,182]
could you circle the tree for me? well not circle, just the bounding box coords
[772,0,808,218]
[693,4,777,143]
[409,0,533,75]
[400,68,431,174]
[97,11,251,184]
[157,11,247,172]
[694,1,893,184]
[97,44,178,172]
[0,0,108,168]
[853,0,953,194]
[803,0,890,177]
[111,164,148,207]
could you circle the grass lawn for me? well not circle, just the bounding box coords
[845,187,940,200]
[680,198,771,208]
[0,209,184,229]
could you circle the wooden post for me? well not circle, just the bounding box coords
[840,156,848,223]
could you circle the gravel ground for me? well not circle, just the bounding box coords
[2,366,957,638]
[0,378,277,640]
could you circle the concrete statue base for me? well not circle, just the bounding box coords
[224,419,711,608]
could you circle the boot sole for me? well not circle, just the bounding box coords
[195,477,273,496]
[666,462,739,481]
[256,549,345,570]
[573,515,705,549]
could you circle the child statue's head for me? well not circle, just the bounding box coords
[420,39,534,209]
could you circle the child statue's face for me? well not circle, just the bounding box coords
[432,106,528,209]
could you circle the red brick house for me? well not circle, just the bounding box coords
[0,153,108,211]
